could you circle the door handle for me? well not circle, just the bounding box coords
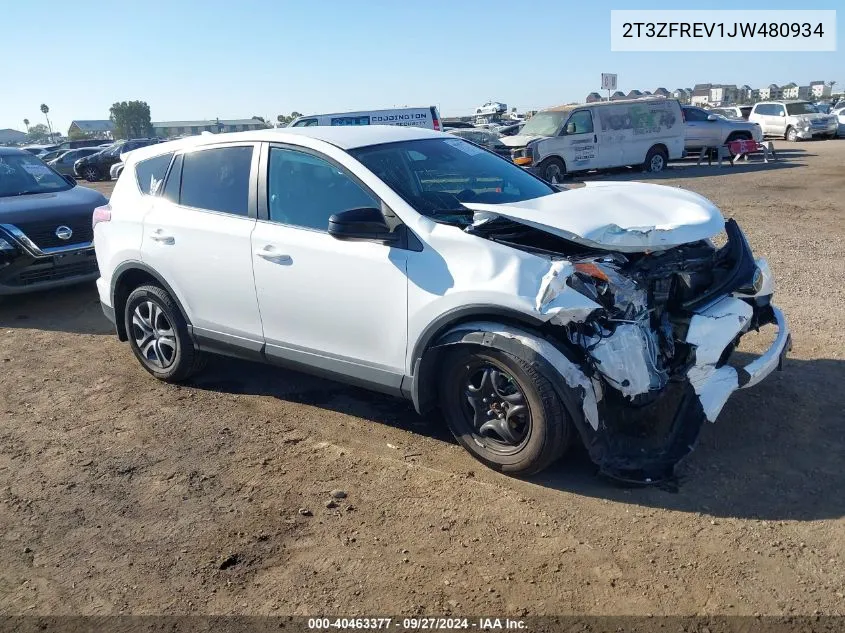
[148,230,174,245]
[593,134,597,143]
[254,247,292,264]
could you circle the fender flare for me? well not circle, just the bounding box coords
[110,260,193,341]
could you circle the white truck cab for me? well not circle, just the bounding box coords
[503,98,685,181]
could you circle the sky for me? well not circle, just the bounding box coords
[2,0,842,134]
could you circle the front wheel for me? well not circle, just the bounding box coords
[438,347,573,476]
[82,165,101,181]
[785,126,799,142]
[124,284,204,382]
[643,146,668,173]
[537,157,566,184]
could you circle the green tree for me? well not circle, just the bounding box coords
[68,127,93,140]
[40,104,53,137]
[26,123,50,142]
[23,118,30,132]
[275,111,303,126]
[110,100,153,139]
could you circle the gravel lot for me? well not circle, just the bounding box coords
[1,140,843,617]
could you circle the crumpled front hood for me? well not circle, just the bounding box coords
[499,134,545,148]
[462,181,725,252]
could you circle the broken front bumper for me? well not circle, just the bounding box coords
[686,296,790,422]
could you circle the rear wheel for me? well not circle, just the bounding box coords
[82,165,101,181]
[643,146,668,173]
[438,347,572,476]
[785,126,798,142]
[537,157,566,183]
[124,284,204,382]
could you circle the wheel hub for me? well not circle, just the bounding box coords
[131,301,177,368]
[462,363,530,448]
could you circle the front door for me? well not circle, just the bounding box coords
[559,110,601,170]
[250,144,408,392]
[141,144,264,346]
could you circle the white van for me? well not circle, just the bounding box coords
[289,107,443,131]
[502,98,684,181]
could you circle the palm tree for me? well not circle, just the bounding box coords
[40,103,53,139]
[23,118,29,132]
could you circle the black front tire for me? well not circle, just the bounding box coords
[124,284,205,382]
[537,157,566,183]
[643,146,668,172]
[82,166,101,182]
[438,346,572,476]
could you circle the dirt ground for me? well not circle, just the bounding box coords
[1,141,843,618]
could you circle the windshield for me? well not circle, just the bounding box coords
[786,102,819,116]
[519,112,567,137]
[349,138,555,224]
[0,153,72,197]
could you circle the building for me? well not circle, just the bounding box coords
[672,88,691,103]
[809,81,831,99]
[654,87,671,98]
[585,92,603,103]
[68,120,115,138]
[0,128,28,145]
[691,84,712,106]
[610,91,626,101]
[758,84,781,100]
[626,89,643,98]
[151,119,268,138]
[781,83,799,99]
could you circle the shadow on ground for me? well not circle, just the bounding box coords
[190,349,844,523]
[0,283,109,335]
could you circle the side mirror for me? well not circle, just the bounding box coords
[63,175,76,186]
[707,114,718,121]
[328,207,399,244]
[779,111,786,117]
[564,122,577,135]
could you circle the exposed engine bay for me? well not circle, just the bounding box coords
[464,215,788,481]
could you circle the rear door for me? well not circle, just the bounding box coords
[141,143,264,348]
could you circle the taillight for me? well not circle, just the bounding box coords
[431,106,441,131]
[92,204,112,229]
[433,117,440,131]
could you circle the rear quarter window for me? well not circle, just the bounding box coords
[135,152,174,195]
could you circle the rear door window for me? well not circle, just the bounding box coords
[179,146,253,216]
[135,152,174,195]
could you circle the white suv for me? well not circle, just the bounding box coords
[749,100,839,141]
[94,126,790,481]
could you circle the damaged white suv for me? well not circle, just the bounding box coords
[95,126,790,482]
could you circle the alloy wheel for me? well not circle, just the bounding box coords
[131,300,177,369]
[460,361,532,454]
[650,154,665,172]
[84,167,98,180]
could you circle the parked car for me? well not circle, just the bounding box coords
[447,128,513,158]
[39,149,70,162]
[681,106,762,152]
[495,122,525,137]
[0,147,105,295]
[503,98,685,181]
[73,138,160,181]
[110,161,125,180]
[710,105,753,121]
[289,107,443,131]
[442,120,476,130]
[46,147,103,177]
[21,145,58,156]
[833,105,845,137]
[748,101,838,141]
[56,139,113,150]
[94,126,789,481]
